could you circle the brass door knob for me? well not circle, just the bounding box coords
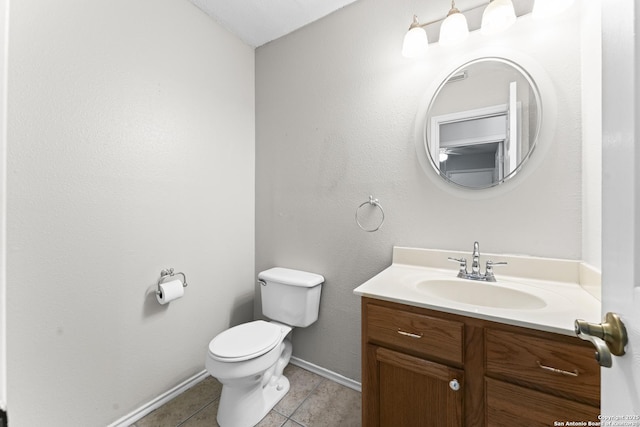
[575,312,628,367]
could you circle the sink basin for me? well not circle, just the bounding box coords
[415,279,547,310]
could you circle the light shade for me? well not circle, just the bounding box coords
[480,0,517,35]
[402,23,428,59]
[439,10,469,46]
[532,0,575,19]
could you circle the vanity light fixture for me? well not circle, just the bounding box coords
[480,0,517,35]
[402,0,514,58]
[401,15,429,58]
[439,1,469,46]
[402,0,566,58]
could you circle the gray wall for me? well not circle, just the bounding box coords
[256,0,593,382]
[7,0,255,425]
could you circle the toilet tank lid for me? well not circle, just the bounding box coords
[258,267,324,288]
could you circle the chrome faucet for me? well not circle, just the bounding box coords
[448,241,507,282]
[471,241,481,276]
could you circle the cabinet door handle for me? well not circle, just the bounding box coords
[449,379,461,391]
[397,329,423,339]
[536,360,579,377]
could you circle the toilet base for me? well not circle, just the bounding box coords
[217,376,290,427]
[216,340,293,427]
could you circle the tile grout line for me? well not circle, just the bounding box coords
[282,377,327,427]
[175,396,220,427]
[271,377,327,427]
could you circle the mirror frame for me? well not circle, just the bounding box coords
[414,49,557,198]
[425,57,542,189]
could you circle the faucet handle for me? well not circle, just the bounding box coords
[484,260,507,281]
[448,257,468,276]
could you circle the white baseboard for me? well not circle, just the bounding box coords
[107,370,209,427]
[290,356,361,393]
[108,358,361,426]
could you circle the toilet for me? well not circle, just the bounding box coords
[205,267,324,427]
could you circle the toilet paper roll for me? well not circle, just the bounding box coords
[156,279,184,305]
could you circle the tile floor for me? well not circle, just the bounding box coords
[131,364,362,427]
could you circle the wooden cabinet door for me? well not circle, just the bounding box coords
[373,345,464,427]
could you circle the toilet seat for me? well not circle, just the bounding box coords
[208,320,283,362]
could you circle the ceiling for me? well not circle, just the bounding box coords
[189,0,360,48]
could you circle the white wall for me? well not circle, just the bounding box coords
[256,0,589,382]
[0,0,7,413]
[6,0,255,425]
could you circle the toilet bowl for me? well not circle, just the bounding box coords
[206,320,293,427]
[205,267,324,427]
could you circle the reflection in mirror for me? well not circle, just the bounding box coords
[426,58,541,189]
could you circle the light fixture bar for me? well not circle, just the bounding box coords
[415,0,533,44]
[413,2,487,30]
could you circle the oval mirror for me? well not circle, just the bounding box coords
[424,58,541,189]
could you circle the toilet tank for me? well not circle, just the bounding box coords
[258,267,324,327]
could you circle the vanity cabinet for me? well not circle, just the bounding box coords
[361,297,600,426]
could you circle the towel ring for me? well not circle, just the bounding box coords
[355,195,385,232]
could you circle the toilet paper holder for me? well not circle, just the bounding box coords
[156,268,188,297]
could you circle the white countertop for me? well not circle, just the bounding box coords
[353,247,602,336]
